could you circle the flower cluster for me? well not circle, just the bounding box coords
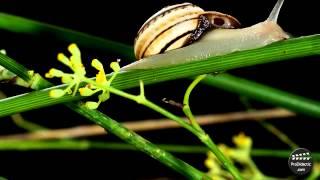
[46,43,120,109]
[205,133,263,179]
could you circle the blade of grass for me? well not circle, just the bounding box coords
[0,53,30,81]
[0,35,319,117]
[0,13,134,59]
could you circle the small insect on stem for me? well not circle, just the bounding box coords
[162,98,183,109]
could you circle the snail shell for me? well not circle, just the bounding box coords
[134,2,241,59]
[123,0,288,71]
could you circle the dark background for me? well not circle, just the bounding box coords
[0,0,319,179]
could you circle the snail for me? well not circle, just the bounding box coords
[122,0,289,70]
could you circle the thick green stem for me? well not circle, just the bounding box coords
[67,103,209,179]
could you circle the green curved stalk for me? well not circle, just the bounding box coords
[0,35,319,117]
[182,75,243,179]
[183,75,207,130]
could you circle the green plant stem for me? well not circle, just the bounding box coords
[10,114,46,131]
[202,73,320,117]
[1,35,320,117]
[0,13,134,60]
[306,164,320,180]
[67,103,209,179]
[105,84,242,180]
[0,91,46,131]
[0,53,30,81]
[183,75,207,131]
[182,75,243,179]
[259,122,298,149]
[0,176,7,180]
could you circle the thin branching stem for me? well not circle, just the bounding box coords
[183,75,242,179]
[183,74,207,130]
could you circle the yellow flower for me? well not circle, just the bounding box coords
[46,43,88,97]
[110,60,120,72]
[233,132,252,149]
[79,87,95,96]
[92,59,107,85]
[57,53,71,67]
[45,68,64,78]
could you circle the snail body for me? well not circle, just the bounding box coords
[122,0,289,71]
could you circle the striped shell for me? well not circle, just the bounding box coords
[134,2,241,60]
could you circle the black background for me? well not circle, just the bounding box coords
[0,0,319,179]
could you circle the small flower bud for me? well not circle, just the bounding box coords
[57,53,71,66]
[49,89,65,98]
[0,49,6,55]
[68,43,80,57]
[45,68,64,78]
[61,75,73,83]
[110,61,120,72]
[85,101,99,109]
[233,132,252,149]
[79,87,95,96]
[91,59,104,71]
